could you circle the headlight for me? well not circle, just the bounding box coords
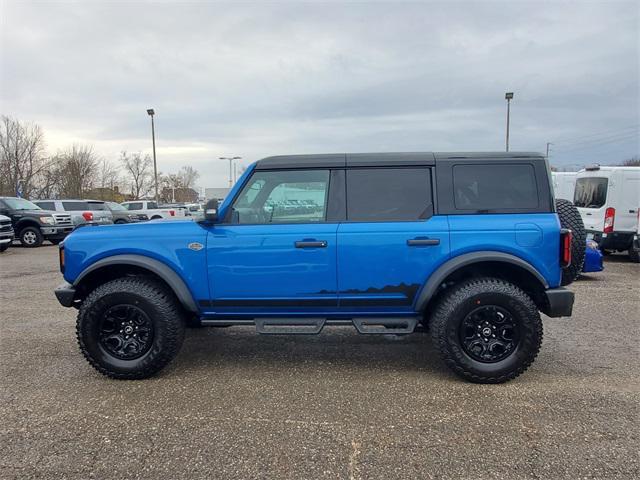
[40,216,55,225]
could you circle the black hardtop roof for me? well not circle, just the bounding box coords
[254,152,545,169]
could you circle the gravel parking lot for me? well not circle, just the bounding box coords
[1,245,638,479]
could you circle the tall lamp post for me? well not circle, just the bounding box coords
[219,156,242,187]
[505,92,514,152]
[147,109,159,204]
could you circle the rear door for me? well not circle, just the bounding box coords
[574,174,609,232]
[336,162,449,313]
[619,171,640,232]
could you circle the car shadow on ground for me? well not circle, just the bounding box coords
[175,327,452,378]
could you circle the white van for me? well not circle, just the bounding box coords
[552,172,577,201]
[573,166,640,258]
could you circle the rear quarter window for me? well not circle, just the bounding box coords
[452,164,539,211]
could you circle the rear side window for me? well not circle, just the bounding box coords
[147,202,158,209]
[36,201,56,210]
[346,168,433,221]
[573,177,608,208]
[125,202,143,210]
[453,164,538,211]
[87,202,106,211]
[62,201,89,211]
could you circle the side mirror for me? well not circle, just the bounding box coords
[204,199,219,223]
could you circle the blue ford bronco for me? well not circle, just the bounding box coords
[55,152,578,383]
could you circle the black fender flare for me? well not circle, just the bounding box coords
[15,218,42,232]
[73,254,198,312]
[414,251,549,311]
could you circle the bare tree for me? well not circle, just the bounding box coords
[619,157,640,167]
[178,165,200,189]
[0,116,48,198]
[120,151,153,199]
[54,145,99,199]
[98,158,121,190]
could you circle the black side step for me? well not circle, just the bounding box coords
[255,318,326,335]
[352,317,418,334]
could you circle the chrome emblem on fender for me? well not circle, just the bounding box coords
[188,242,204,251]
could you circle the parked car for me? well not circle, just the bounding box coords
[120,200,186,220]
[582,240,604,273]
[55,152,578,383]
[630,209,640,263]
[34,199,113,227]
[0,214,14,252]
[574,165,640,261]
[551,171,578,201]
[161,203,190,216]
[185,203,204,221]
[0,196,73,247]
[104,202,149,224]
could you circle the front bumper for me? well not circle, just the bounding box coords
[542,287,574,317]
[42,226,74,237]
[55,282,76,307]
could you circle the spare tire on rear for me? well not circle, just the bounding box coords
[556,198,586,285]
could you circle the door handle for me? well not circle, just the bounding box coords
[407,237,440,246]
[295,240,327,248]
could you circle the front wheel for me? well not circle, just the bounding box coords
[19,226,43,247]
[429,278,543,384]
[76,277,185,379]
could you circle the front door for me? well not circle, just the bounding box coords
[337,166,449,313]
[205,168,339,315]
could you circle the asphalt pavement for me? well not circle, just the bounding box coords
[1,245,638,479]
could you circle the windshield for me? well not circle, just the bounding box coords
[3,198,41,210]
[574,177,608,208]
[106,202,126,211]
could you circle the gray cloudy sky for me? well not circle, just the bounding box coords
[1,1,638,188]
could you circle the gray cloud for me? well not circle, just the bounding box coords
[1,1,638,187]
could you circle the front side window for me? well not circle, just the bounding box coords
[230,170,330,224]
[35,201,56,211]
[453,164,539,211]
[574,177,608,208]
[346,168,432,222]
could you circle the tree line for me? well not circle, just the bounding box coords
[0,116,200,202]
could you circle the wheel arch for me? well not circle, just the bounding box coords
[416,252,550,314]
[15,218,42,232]
[73,254,199,313]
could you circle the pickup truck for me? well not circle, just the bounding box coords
[0,214,14,252]
[55,152,580,383]
[120,200,186,220]
[0,196,74,247]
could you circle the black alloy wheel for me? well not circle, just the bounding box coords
[99,305,154,360]
[459,305,519,363]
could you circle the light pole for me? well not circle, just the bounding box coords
[546,142,553,159]
[505,92,514,152]
[147,109,159,204]
[219,156,242,187]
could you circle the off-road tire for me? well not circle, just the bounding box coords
[556,199,586,286]
[429,277,543,384]
[76,277,185,379]
[19,226,44,248]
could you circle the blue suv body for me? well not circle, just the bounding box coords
[56,152,575,383]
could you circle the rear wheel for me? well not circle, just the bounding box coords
[556,199,586,285]
[630,246,640,263]
[429,278,543,384]
[49,238,62,245]
[76,277,185,379]
[114,219,128,224]
[19,226,43,248]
